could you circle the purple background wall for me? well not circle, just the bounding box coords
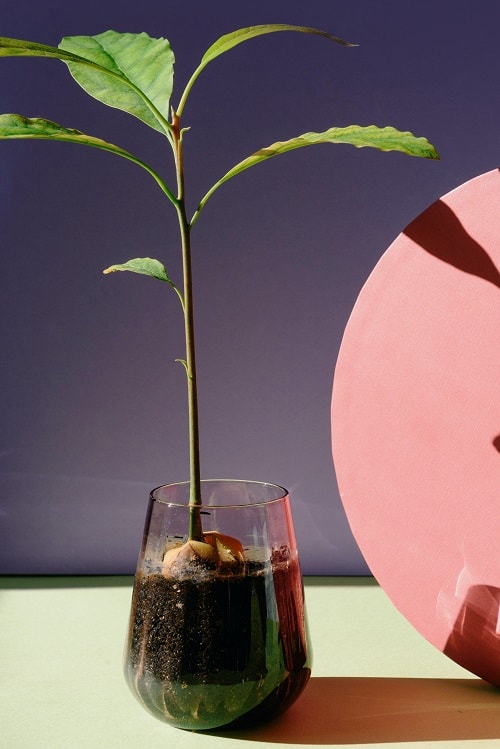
[0,1,498,574]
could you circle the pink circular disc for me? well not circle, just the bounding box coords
[331,169,500,683]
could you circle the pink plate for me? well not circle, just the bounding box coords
[331,169,500,683]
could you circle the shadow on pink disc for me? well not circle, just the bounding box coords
[331,169,500,684]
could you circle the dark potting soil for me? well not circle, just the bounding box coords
[124,551,310,730]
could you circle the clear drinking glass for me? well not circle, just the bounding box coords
[124,479,311,730]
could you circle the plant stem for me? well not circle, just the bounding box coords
[171,112,203,541]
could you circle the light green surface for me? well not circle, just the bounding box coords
[2,576,500,748]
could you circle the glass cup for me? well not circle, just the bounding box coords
[124,479,311,730]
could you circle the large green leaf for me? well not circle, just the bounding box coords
[59,31,174,134]
[0,33,174,135]
[176,24,354,115]
[0,114,176,204]
[193,125,440,221]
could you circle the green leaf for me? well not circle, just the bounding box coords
[0,33,174,135]
[0,114,177,205]
[0,112,133,151]
[104,258,185,308]
[177,24,354,115]
[59,31,174,134]
[200,24,354,66]
[103,257,173,282]
[193,125,440,221]
[0,36,86,61]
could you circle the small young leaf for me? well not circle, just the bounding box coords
[193,125,439,221]
[103,257,173,283]
[175,358,188,374]
[59,31,174,134]
[103,258,184,306]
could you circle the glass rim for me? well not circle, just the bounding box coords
[150,478,289,509]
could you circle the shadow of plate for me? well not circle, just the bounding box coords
[212,676,500,744]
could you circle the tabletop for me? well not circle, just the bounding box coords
[2,575,500,748]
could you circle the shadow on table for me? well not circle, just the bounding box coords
[213,676,500,744]
[444,584,500,687]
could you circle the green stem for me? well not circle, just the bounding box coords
[172,112,203,541]
[175,60,206,120]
